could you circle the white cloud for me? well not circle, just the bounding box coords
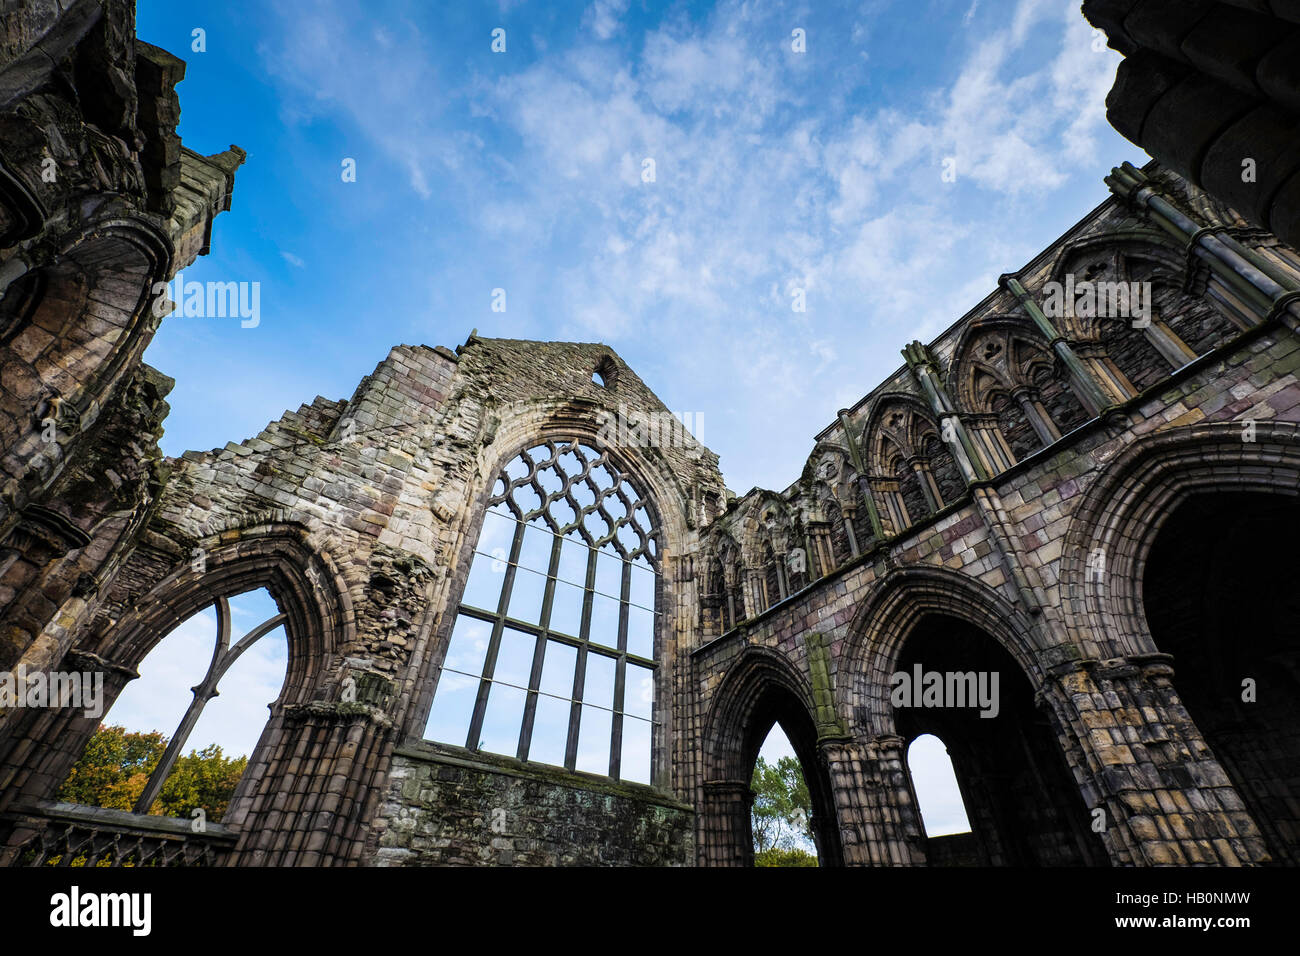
[584,0,630,41]
[254,0,1133,493]
[105,591,287,758]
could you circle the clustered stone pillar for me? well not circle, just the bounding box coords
[227,703,396,866]
[901,341,986,486]
[907,455,943,513]
[820,734,925,866]
[964,413,1017,474]
[1107,161,1300,333]
[836,408,885,544]
[805,516,835,579]
[1041,655,1270,866]
[1011,385,1062,447]
[742,567,766,619]
[700,779,752,866]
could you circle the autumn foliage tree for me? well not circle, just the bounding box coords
[57,724,248,821]
[750,754,818,866]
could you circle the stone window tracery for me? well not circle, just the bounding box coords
[59,588,287,819]
[424,439,659,784]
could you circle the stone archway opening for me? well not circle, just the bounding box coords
[730,683,841,867]
[905,733,972,864]
[56,587,289,825]
[1143,490,1300,865]
[702,655,844,867]
[750,722,822,866]
[893,614,1108,866]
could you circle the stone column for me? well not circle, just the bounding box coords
[821,734,926,866]
[901,341,986,485]
[1106,161,1300,334]
[1000,275,1122,413]
[1042,655,1271,866]
[699,779,752,866]
[742,567,766,619]
[908,455,943,513]
[1143,318,1199,369]
[839,503,861,557]
[806,520,834,577]
[721,562,739,628]
[966,413,1017,474]
[871,477,909,536]
[836,409,886,541]
[1073,342,1138,403]
[1011,385,1062,448]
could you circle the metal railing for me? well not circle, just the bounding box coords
[0,800,237,867]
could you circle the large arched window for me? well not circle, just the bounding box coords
[424,439,660,784]
[57,587,287,821]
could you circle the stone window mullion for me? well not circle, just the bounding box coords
[517,532,565,761]
[466,516,527,751]
[426,439,661,783]
[610,560,631,779]
[565,543,599,772]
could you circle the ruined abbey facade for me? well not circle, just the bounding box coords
[1,0,1299,867]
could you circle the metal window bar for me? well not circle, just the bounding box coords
[434,439,659,782]
[133,595,286,815]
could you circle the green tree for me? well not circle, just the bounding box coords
[156,744,247,820]
[56,724,247,821]
[755,846,819,867]
[750,754,816,864]
[57,724,165,811]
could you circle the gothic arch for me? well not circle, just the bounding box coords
[799,440,852,484]
[471,399,685,550]
[0,521,351,823]
[698,534,743,635]
[862,393,951,531]
[946,315,1089,464]
[413,399,682,711]
[701,645,843,866]
[841,566,1043,736]
[411,411,681,788]
[718,491,796,615]
[946,314,1051,405]
[734,491,792,559]
[1060,422,1300,659]
[94,522,350,690]
[842,567,1106,865]
[1046,230,1182,288]
[862,394,936,468]
[1045,232,1240,394]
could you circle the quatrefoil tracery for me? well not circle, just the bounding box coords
[489,439,660,564]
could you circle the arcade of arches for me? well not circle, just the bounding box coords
[4,0,1300,868]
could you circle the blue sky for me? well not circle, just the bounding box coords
[118,0,1146,836]
[137,0,1147,495]
[107,588,287,763]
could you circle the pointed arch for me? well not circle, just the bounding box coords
[701,646,843,866]
[0,522,351,827]
[1060,422,1300,658]
[841,566,1043,736]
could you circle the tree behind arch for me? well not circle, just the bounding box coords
[750,755,816,865]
